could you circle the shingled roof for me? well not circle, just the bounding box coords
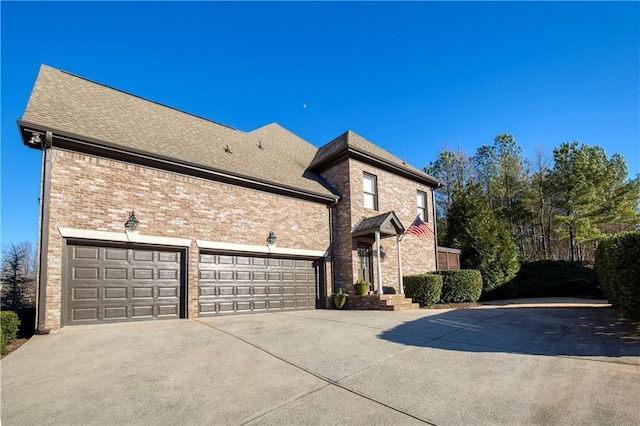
[310,130,441,187]
[20,65,336,201]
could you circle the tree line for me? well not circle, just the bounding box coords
[426,134,640,264]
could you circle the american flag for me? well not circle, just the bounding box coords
[405,215,435,240]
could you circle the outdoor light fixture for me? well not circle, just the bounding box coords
[124,211,139,233]
[266,231,277,248]
[29,132,42,146]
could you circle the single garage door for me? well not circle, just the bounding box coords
[199,253,318,315]
[65,243,185,325]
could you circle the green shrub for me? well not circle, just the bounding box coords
[446,184,520,293]
[404,274,443,307]
[1,311,21,355]
[483,260,600,300]
[482,280,518,300]
[596,232,640,320]
[436,270,483,303]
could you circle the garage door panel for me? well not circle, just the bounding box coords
[218,286,234,296]
[158,252,179,263]
[198,252,318,316]
[132,306,153,318]
[75,247,100,260]
[218,302,235,312]
[73,287,99,301]
[104,287,127,299]
[199,287,216,297]
[252,258,267,266]
[132,287,153,298]
[158,269,178,280]
[268,300,281,309]
[253,300,267,311]
[219,271,234,280]
[252,271,267,280]
[105,248,127,261]
[268,272,281,281]
[104,268,127,280]
[200,303,216,313]
[105,306,128,320]
[158,287,178,298]
[133,269,153,280]
[236,271,251,281]
[282,272,295,281]
[74,267,99,280]
[158,305,178,316]
[74,308,99,321]
[200,270,216,280]
[66,244,183,325]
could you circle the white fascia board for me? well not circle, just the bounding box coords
[58,228,192,247]
[196,240,327,258]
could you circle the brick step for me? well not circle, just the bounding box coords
[349,294,420,311]
[380,303,420,311]
[380,298,417,306]
[379,294,411,300]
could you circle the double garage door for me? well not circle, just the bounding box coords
[65,242,318,325]
[198,253,318,315]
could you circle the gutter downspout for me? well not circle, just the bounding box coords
[328,198,339,296]
[432,189,439,271]
[36,131,53,334]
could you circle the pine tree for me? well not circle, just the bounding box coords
[445,183,520,293]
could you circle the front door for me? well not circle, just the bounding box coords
[357,244,373,290]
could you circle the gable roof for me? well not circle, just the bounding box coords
[310,130,441,188]
[352,211,405,238]
[19,65,337,202]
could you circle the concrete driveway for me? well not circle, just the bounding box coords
[2,298,639,425]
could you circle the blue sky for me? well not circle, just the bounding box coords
[2,1,639,248]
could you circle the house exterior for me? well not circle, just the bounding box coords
[18,65,441,331]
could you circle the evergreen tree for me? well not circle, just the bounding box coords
[424,147,472,243]
[549,142,640,261]
[445,183,520,293]
[1,242,36,310]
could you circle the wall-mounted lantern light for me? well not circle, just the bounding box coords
[124,211,139,233]
[266,231,277,249]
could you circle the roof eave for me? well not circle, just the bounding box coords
[309,145,443,188]
[18,119,340,205]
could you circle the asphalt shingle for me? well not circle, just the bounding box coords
[22,65,335,199]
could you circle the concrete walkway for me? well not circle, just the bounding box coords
[2,298,639,425]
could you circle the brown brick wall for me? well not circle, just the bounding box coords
[319,160,353,292]
[43,148,331,329]
[322,158,437,294]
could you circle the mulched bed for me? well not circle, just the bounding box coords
[425,302,484,309]
[1,338,29,359]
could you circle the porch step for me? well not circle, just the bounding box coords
[379,294,420,311]
[350,294,420,311]
[379,302,421,311]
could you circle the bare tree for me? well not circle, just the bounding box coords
[1,241,36,310]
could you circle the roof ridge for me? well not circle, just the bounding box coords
[41,64,239,132]
[249,122,319,150]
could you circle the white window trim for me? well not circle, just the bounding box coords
[363,173,378,210]
[417,190,428,222]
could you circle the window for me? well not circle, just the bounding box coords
[363,173,378,210]
[417,191,427,221]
